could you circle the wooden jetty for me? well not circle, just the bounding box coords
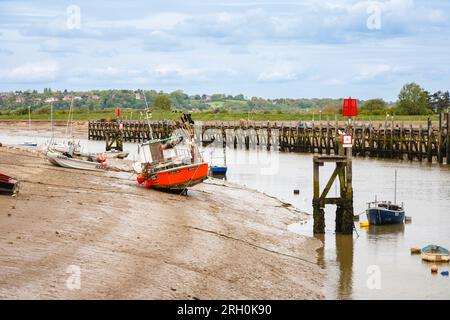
[88,113,450,164]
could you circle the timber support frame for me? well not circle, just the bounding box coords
[313,142,354,234]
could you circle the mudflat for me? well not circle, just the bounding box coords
[0,146,323,299]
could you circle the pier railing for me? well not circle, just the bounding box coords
[88,113,450,164]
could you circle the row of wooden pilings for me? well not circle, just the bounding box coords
[88,113,450,164]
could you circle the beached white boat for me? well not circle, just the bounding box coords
[46,150,106,171]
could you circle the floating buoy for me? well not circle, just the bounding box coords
[360,222,369,228]
[410,247,421,255]
[441,271,449,276]
[431,265,438,273]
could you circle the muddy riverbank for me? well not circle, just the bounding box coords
[0,146,323,299]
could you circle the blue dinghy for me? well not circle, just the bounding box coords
[210,166,227,175]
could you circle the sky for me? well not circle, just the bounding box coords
[0,0,449,100]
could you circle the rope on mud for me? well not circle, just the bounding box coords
[185,225,318,265]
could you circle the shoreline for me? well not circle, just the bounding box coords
[0,146,324,299]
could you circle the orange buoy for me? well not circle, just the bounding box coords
[431,265,438,273]
[136,174,145,185]
[96,154,106,163]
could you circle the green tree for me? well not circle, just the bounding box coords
[427,91,450,113]
[152,95,172,111]
[362,99,386,112]
[397,83,429,115]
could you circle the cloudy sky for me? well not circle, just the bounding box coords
[0,0,449,100]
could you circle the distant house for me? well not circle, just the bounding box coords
[44,97,59,103]
[135,93,141,100]
[73,96,82,100]
[63,95,72,101]
[91,95,100,100]
[15,96,25,103]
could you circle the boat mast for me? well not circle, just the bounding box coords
[394,169,397,204]
[50,102,54,145]
[65,96,74,140]
[142,90,154,140]
[28,106,31,132]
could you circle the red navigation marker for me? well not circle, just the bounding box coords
[342,98,358,117]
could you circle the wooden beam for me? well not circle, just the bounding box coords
[319,164,341,201]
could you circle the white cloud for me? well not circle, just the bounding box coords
[257,63,299,82]
[354,63,412,81]
[0,61,59,82]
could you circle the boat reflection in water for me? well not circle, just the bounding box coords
[366,224,405,240]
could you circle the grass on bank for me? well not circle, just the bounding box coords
[0,109,440,122]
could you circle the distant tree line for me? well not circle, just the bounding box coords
[0,83,448,116]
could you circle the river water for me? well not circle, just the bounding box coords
[1,130,449,300]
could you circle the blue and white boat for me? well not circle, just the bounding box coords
[210,166,227,175]
[366,170,406,225]
[366,201,405,225]
[208,147,227,177]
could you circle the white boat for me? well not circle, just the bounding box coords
[421,245,450,262]
[46,150,106,171]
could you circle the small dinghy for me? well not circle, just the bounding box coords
[46,149,107,171]
[0,172,19,195]
[210,166,227,175]
[421,245,450,262]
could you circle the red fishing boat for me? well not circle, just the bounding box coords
[134,135,208,191]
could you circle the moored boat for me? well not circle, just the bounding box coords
[366,170,406,225]
[421,245,450,262]
[366,201,405,225]
[210,166,227,175]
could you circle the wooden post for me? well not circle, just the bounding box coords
[313,158,325,234]
[438,113,443,164]
[427,117,433,163]
[447,113,450,165]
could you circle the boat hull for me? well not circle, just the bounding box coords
[210,166,227,175]
[366,208,405,225]
[421,245,450,262]
[46,151,104,171]
[0,173,18,195]
[140,163,208,190]
[20,142,38,147]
